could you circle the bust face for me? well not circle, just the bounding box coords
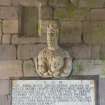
[47,22,59,49]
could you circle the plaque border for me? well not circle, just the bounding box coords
[10,75,99,105]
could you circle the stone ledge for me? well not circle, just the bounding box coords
[0,60,22,79]
[73,60,105,78]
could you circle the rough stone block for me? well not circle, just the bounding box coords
[91,9,105,21]
[2,34,11,44]
[73,60,105,78]
[0,45,16,60]
[23,60,38,77]
[54,7,89,20]
[78,0,105,8]
[0,0,11,6]
[0,7,18,19]
[99,79,105,105]
[17,44,46,60]
[71,45,91,59]
[3,20,18,34]
[83,21,105,44]
[0,80,9,95]
[60,21,82,43]
[0,60,22,79]
[12,0,47,6]
[49,0,69,7]
[40,6,53,19]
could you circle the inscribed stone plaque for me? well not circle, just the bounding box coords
[11,76,98,105]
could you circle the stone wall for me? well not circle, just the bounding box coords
[0,0,105,105]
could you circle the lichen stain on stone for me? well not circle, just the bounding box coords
[75,63,84,74]
[67,3,77,17]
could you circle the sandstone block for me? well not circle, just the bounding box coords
[3,20,18,34]
[2,34,11,44]
[73,60,105,78]
[0,45,16,60]
[78,0,105,8]
[91,45,100,59]
[49,0,69,7]
[91,9,105,21]
[99,79,105,105]
[0,7,18,19]
[60,21,82,43]
[17,44,46,60]
[0,60,22,79]
[0,0,11,6]
[40,6,53,19]
[71,45,91,59]
[83,21,105,44]
[23,60,38,77]
[0,80,9,95]
[12,35,43,44]
[0,95,9,105]
[54,7,89,20]
[12,0,47,6]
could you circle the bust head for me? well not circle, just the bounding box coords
[47,21,59,50]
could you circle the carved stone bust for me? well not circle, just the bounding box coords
[35,21,72,78]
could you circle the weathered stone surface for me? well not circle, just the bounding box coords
[78,0,105,8]
[91,45,100,59]
[3,20,18,34]
[83,21,105,44]
[0,0,11,6]
[91,9,105,21]
[100,46,105,59]
[54,7,89,20]
[0,80,9,95]
[12,0,47,6]
[99,79,105,105]
[49,0,69,7]
[23,60,38,77]
[60,21,82,43]
[40,6,53,19]
[0,95,9,105]
[0,7,18,19]
[0,60,22,79]
[71,0,80,7]
[0,45,16,60]
[71,45,91,59]
[17,44,46,60]
[2,34,11,44]
[12,35,45,44]
[73,60,105,78]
